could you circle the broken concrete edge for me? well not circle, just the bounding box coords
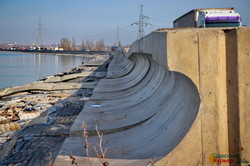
[0,82,98,98]
[43,71,107,83]
[0,65,108,98]
[0,53,111,98]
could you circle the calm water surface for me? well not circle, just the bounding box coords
[0,52,91,89]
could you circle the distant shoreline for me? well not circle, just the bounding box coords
[0,49,110,56]
[0,51,110,89]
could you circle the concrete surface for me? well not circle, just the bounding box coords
[129,27,250,166]
[55,50,200,165]
[54,27,250,166]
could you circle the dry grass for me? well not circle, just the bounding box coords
[69,155,78,166]
[82,121,109,166]
[82,121,92,166]
[43,122,155,166]
[94,125,108,164]
[148,160,155,166]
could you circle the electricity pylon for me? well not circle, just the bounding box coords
[36,18,44,47]
[132,5,152,39]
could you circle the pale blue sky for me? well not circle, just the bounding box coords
[0,0,249,45]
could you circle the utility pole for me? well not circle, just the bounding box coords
[132,5,151,40]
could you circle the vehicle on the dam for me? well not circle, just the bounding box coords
[173,8,242,28]
[111,46,118,51]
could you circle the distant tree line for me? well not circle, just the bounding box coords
[60,37,106,51]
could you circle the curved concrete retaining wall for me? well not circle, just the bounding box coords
[69,51,200,165]
[129,27,250,166]
[55,27,249,166]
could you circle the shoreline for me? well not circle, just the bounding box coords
[0,51,108,91]
[0,53,110,164]
[0,51,110,89]
[0,49,110,56]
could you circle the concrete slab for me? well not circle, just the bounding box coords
[54,137,155,166]
[56,51,200,165]
[106,52,135,78]
[95,54,150,92]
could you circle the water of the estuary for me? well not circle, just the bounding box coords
[0,52,92,89]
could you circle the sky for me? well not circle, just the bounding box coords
[0,0,249,46]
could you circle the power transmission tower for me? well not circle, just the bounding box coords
[117,25,121,46]
[36,18,44,47]
[132,5,151,39]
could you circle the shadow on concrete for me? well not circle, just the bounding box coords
[54,50,200,166]
[225,29,240,164]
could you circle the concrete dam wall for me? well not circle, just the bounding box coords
[55,51,200,165]
[55,27,250,166]
[129,27,250,165]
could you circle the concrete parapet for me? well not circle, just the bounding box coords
[129,27,250,165]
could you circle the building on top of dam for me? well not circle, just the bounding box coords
[174,8,242,28]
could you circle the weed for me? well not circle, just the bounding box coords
[148,160,155,166]
[94,125,107,163]
[82,121,109,166]
[69,155,78,166]
[82,121,92,166]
